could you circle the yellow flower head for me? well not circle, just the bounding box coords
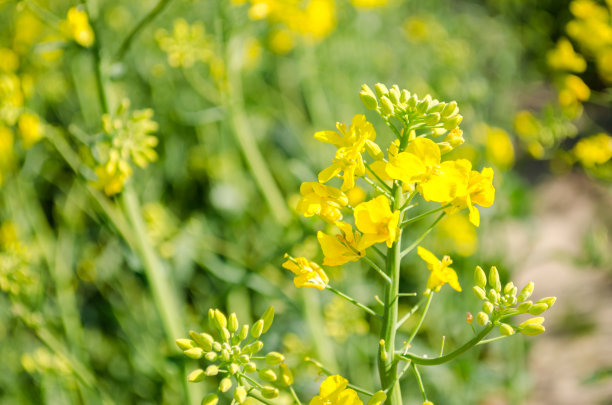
[17,112,43,149]
[296,182,348,223]
[317,222,364,266]
[558,74,590,108]
[417,246,461,292]
[354,195,400,249]
[155,19,213,68]
[62,7,95,47]
[282,255,329,290]
[316,114,382,191]
[485,126,515,170]
[547,38,587,72]
[309,375,363,405]
[572,133,612,167]
[447,167,495,227]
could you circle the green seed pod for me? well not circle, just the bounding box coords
[424,113,440,125]
[261,306,274,333]
[499,323,515,336]
[184,348,204,359]
[251,320,264,338]
[360,85,379,110]
[204,351,218,362]
[205,365,219,376]
[261,386,279,399]
[400,89,410,103]
[219,377,232,392]
[517,300,533,312]
[474,266,487,289]
[428,101,445,113]
[482,301,494,314]
[234,386,247,404]
[202,393,219,405]
[188,369,206,383]
[503,282,515,296]
[244,362,257,373]
[214,310,227,330]
[518,282,534,302]
[380,96,394,116]
[264,352,285,366]
[279,364,294,386]
[229,363,241,375]
[488,266,501,292]
[176,338,195,351]
[238,324,249,341]
[374,83,389,98]
[537,297,557,309]
[258,368,278,382]
[473,286,487,300]
[528,303,548,315]
[190,331,214,351]
[476,312,489,325]
[443,114,463,130]
[416,98,430,114]
[441,101,458,119]
[228,313,239,333]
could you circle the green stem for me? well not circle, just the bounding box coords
[363,176,392,198]
[289,386,303,405]
[397,323,495,365]
[248,393,275,405]
[326,286,381,318]
[395,296,426,331]
[477,334,510,345]
[411,364,428,402]
[303,359,374,396]
[400,212,446,258]
[363,255,391,284]
[365,163,393,193]
[401,204,450,228]
[406,292,434,347]
[114,0,174,61]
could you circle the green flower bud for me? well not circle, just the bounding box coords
[400,89,410,103]
[441,101,458,119]
[474,266,487,289]
[482,301,494,314]
[190,331,214,351]
[188,368,206,383]
[476,312,489,325]
[208,309,216,328]
[212,342,222,351]
[202,393,219,405]
[176,338,195,351]
[244,362,257,373]
[205,365,219,376]
[279,364,294,386]
[517,282,534,302]
[234,386,247,404]
[261,306,274,334]
[389,87,401,105]
[219,377,232,393]
[261,386,279,399]
[251,320,264,338]
[238,324,249,341]
[519,317,545,336]
[416,98,430,114]
[528,303,548,315]
[488,266,501,292]
[424,112,440,125]
[374,83,389,98]
[184,348,204,359]
[205,351,218,361]
[487,289,499,304]
[428,101,445,113]
[407,94,418,109]
[380,96,394,116]
[473,286,487,300]
[443,114,463,130]
[220,327,231,342]
[220,349,230,362]
[229,363,241,375]
[258,368,278,382]
[503,282,515,296]
[243,341,264,354]
[238,354,250,364]
[360,85,379,110]
[228,313,239,333]
[517,300,533,312]
[214,310,227,330]
[499,323,515,336]
[537,297,557,309]
[264,352,285,366]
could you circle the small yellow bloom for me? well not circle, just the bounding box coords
[309,375,363,405]
[0,48,19,72]
[573,133,612,167]
[350,0,387,8]
[296,182,348,223]
[91,165,129,196]
[317,222,364,266]
[354,195,400,249]
[447,167,495,227]
[62,7,95,47]
[316,114,382,191]
[485,126,515,170]
[547,38,586,72]
[282,255,329,290]
[17,112,43,149]
[558,74,590,108]
[417,246,461,292]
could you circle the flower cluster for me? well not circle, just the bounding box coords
[309,375,386,405]
[472,266,556,336]
[60,7,95,48]
[155,19,215,69]
[176,307,293,405]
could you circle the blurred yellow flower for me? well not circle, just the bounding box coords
[269,29,295,54]
[317,222,364,266]
[309,375,363,405]
[62,7,95,48]
[156,19,214,68]
[17,112,43,149]
[572,133,612,167]
[558,74,590,108]
[282,255,329,290]
[417,246,461,292]
[0,73,24,125]
[354,195,399,249]
[0,125,15,185]
[346,185,366,207]
[437,214,477,257]
[0,49,19,72]
[547,38,586,72]
[485,126,515,170]
[296,182,348,223]
[351,0,387,8]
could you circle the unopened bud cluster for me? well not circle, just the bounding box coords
[176,306,293,404]
[472,266,556,336]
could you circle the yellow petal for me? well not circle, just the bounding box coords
[417,246,439,266]
[406,137,440,167]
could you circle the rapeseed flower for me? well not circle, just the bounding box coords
[354,195,399,249]
[573,133,612,167]
[547,38,587,72]
[417,246,461,292]
[485,126,514,170]
[17,112,43,149]
[61,7,95,47]
[282,255,329,290]
[296,182,348,223]
[316,114,382,191]
[155,19,213,68]
[447,166,495,227]
[309,375,363,405]
[317,222,364,266]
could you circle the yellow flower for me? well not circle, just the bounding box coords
[282,255,329,290]
[0,125,15,183]
[385,137,470,202]
[62,7,95,47]
[346,185,366,207]
[417,246,461,292]
[0,48,19,72]
[447,167,495,227]
[573,133,612,167]
[317,222,364,266]
[354,195,400,249]
[350,0,387,9]
[485,126,514,170]
[558,74,590,108]
[309,375,363,405]
[547,38,587,72]
[437,214,477,257]
[296,182,348,223]
[91,165,129,196]
[17,112,43,149]
[155,19,213,68]
[316,114,382,191]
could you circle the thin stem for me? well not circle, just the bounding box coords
[401,204,450,228]
[395,296,426,331]
[248,392,275,405]
[439,336,446,356]
[398,293,417,297]
[383,117,402,139]
[365,163,393,193]
[240,373,264,389]
[406,292,434,346]
[82,0,109,115]
[289,386,303,405]
[400,190,418,211]
[363,176,392,198]
[303,358,374,396]
[400,212,446,258]
[326,286,381,318]
[371,246,385,261]
[114,0,174,61]
[397,323,495,366]
[477,335,511,346]
[363,255,391,284]
[411,364,428,402]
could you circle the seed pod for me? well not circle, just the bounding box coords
[188,369,206,383]
[474,266,487,289]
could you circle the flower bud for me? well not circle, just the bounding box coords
[528,303,548,315]
[212,342,222,351]
[188,369,206,383]
[482,301,494,314]
[251,320,264,338]
[474,266,487,289]
[503,282,515,296]
[441,101,458,119]
[234,386,247,404]
[517,282,534,302]
[389,87,401,105]
[176,338,195,351]
[427,101,445,113]
[424,113,440,125]
[238,354,250,364]
[519,317,545,336]
[487,289,499,304]
[228,313,239,333]
[261,306,274,333]
[205,351,218,361]
[473,286,487,300]
[443,114,463,130]
[367,391,387,405]
[244,362,257,373]
[221,349,230,362]
[407,95,418,109]
[517,301,532,312]
[238,324,249,341]
[380,96,394,116]
[537,297,557,309]
[208,309,216,329]
[214,309,227,330]
[258,368,278,382]
[229,363,241,374]
[279,363,294,386]
[220,327,231,342]
[261,386,279,399]
[360,85,378,110]
[416,98,430,114]
[499,323,515,336]
[202,393,219,405]
[400,89,410,103]
[205,365,219,376]
[488,266,501,292]
[466,312,473,324]
[184,347,204,359]
[190,331,214,351]
[265,352,285,365]
[243,341,264,354]
[219,377,232,392]
[476,312,489,325]
[374,83,389,98]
